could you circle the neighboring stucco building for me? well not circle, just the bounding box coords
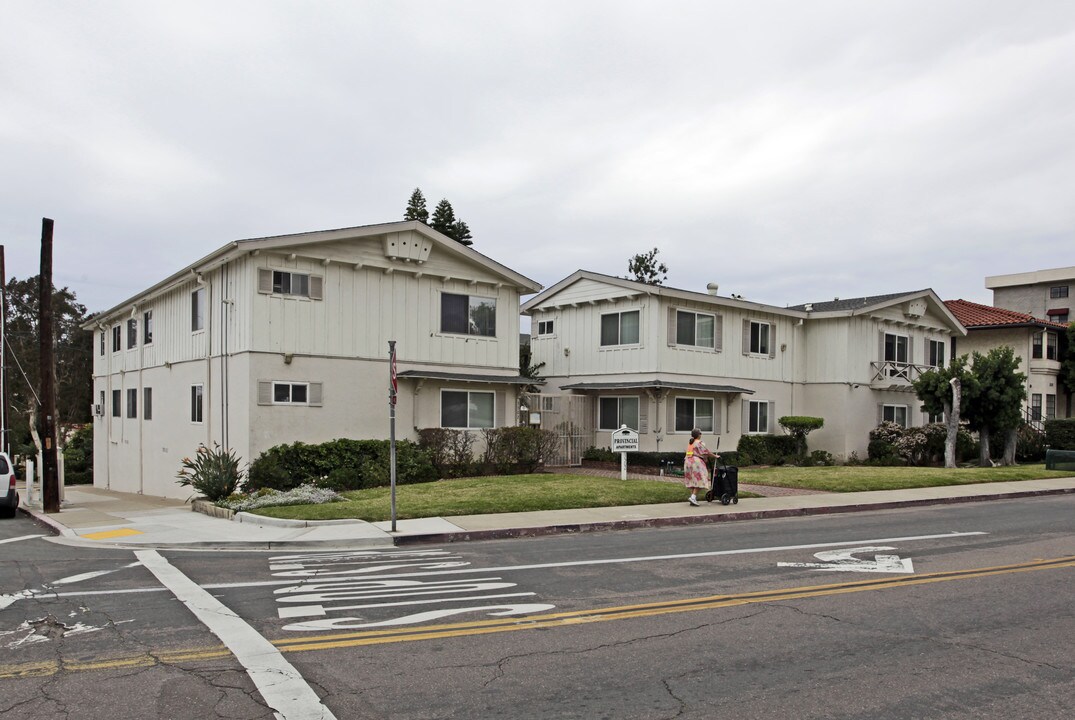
[85,221,541,498]
[521,271,965,460]
[945,299,1070,422]
[986,266,1074,326]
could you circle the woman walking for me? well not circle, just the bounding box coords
[683,428,715,506]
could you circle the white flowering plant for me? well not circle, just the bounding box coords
[217,483,343,511]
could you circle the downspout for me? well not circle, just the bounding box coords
[194,270,211,447]
[131,305,144,494]
[220,262,230,451]
[96,320,110,490]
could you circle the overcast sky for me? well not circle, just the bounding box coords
[3,1,1074,317]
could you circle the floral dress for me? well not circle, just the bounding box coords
[683,440,712,490]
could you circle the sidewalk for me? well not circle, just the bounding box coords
[17,477,1075,551]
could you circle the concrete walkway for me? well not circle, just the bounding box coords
[16,476,1075,551]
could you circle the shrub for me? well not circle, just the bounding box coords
[218,484,342,511]
[1045,418,1075,450]
[778,416,824,455]
[63,425,93,485]
[807,450,835,466]
[418,428,476,478]
[736,434,800,466]
[481,427,561,473]
[176,444,244,501]
[245,438,435,491]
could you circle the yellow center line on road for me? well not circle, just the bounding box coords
[2,555,1072,679]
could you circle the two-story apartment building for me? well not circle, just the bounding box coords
[522,271,965,460]
[945,300,1070,422]
[986,266,1074,326]
[86,221,541,498]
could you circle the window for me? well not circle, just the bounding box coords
[675,398,714,433]
[127,318,138,349]
[927,410,944,424]
[882,404,908,427]
[1033,332,1057,360]
[1051,311,1070,324]
[99,331,105,356]
[191,384,204,423]
[676,311,715,348]
[273,271,310,297]
[273,382,309,404]
[747,400,770,434]
[600,310,640,346]
[441,293,497,337]
[126,389,137,418]
[1046,394,1056,420]
[112,325,121,352]
[598,396,640,431]
[143,310,153,345]
[537,320,555,336]
[1032,333,1042,359]
[749,321,770,355]
[1046,332,1058,361]
[112,389,121,418]
[928,340,945,368]
[144,388,152,420]
[1050,286,1069,299]
[441,390,495,429]
[192,288,205,331]
[884,333,909,364]
[1031,393,1042,421]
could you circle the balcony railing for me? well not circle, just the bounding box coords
[870,361,933,385]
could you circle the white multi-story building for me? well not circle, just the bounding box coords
[85,221,541,498]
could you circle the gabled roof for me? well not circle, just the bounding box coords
[944,299,1069,331]
[787,291,929,313]
[87,221,541,325]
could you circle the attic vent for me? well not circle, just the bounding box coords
[383,232,432,264]
[804,303,813,312]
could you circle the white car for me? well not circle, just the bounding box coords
[0,452,18,518]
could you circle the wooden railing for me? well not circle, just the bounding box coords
[870,361,933,384]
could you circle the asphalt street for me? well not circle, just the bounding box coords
[1,497,1073,719]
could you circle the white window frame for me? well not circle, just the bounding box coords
[191,384,204,423]
[747,400,771,434]
[598,396,640,432]
[1045,394,1056,420]
[674,397,714,433]
[927,410,944,424]
[748,321,771,355]
[273,270,311,297]
[99,331,105,356]
[1046,332,1058,361]
[144,387,152,420]
[676,311,716,349]
[1050,286,1069,299]
[884,332,909,364]
[273,381,310,405]
[127,318,138,350]
[1031,393,1042,421]
[882,404,909,428]
[126,388,137,419]
[143,310,154,345]
[927,339,945,368]
[192,288,206,332]
[536,319,555,336]
[599,310,641,347]
[440,292,498,338]
[112,389,121,418]
[112,325,121,353]
[440,389,496,429]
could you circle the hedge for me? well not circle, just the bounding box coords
[583,446,743,467]
[735,434,800,466]
[246,438,436,492]
[1045,418,1075,450]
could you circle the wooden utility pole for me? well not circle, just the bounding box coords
[39,218,60,513]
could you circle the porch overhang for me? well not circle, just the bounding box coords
[560,380,754,394]
[396,370,543,385]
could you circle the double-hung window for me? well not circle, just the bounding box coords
[600,310,640,347]
[749,322,770,355]
[928,339,945,368]
[1046,332,1058,360]
[1046,394,1056,420]
[191,384,204,423]
[112,325,121,353]
[441,390,495,429]
[884,332,910,378]
[1031,394,1042,421]
[192,288,205,332]
[441,293,497,337]
[144,388,153,420]
[143,310,153,345]
[1033,332,1058,360]
[99,331,105,356]
[127,319,138,349]
[882,404,908,428]
[675,398,714,433]
[598,396,639,431]
[126,389,137,418]
[746,400,771,434]
[676,311,715,348]
[112,389,121,418]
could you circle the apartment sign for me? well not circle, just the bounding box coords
[611,425,639,453]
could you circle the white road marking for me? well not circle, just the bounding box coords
[778,546,916,573]
[0,534,45,544]
[0,561,142,610]
[42,531,988,600]
[282,603,557,632]
[136,550,336,720]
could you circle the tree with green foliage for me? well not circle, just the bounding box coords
[965,346,1027,466]
[403,188,429,224]
[626,248,668,285]
[1059,322,1075,398]
[777,416,824,456]
[429,198,474,246]
[913,355,976,468]
[4,275,92,456]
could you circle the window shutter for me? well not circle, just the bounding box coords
[907,336,914,365]
[742,319,751,355]
[310,275,323,300]
[258,381,273,405]
[877,403,883,425]
[878,331,885,361]
[258,269,273,294]
[667,396,677,435]
[741,400,750,434]
[768,322,777,358]
[667,307,678,347]
[714,315,723,352]
[308,382,323,407]
[639,404,649,434]
[496,391,506,427]
[713,399,722,434]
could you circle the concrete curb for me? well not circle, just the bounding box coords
[391,486,1075,545]
[18,505,77,538]
[41,536,396,552]
[233,511,368,528]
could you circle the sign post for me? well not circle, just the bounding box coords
[388,341,398,532]
[610,424,639,480]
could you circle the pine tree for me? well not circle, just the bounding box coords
[403,188,429,224]
[626,248,668,285]
[430,198,457,237]
[452,220,474,247]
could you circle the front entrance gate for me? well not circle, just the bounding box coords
[524,394,593,466]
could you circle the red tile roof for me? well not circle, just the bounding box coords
[945,299,1068,330]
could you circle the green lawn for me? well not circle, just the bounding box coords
[247,464,1071,522]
